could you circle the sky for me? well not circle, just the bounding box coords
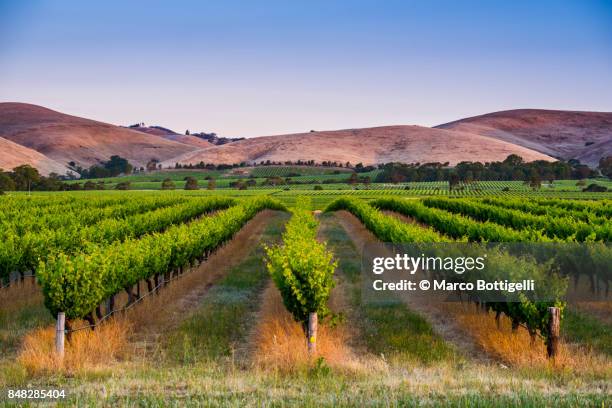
[0,0,611,138]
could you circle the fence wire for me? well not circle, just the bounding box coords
[66,261,204,333]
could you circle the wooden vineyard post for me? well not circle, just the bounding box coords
[547,307,560,358]
[307,312,318,356]
[55,312,65,358]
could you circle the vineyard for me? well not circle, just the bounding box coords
[0,191,610,405]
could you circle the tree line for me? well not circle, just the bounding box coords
[374,155,610,184]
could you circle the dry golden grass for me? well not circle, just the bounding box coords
[252,283,379,374]
[18,318,130,375]
[0,278,42,313]
[441,303,611,375]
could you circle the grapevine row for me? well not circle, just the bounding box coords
[479,197,609,224]
[38,197,286,321]
[324,197,567,355]
[422,197,611,241]
[0,197,235,284]
[265,198,336,353]
[325,197,444,243]
[370,198,550,242]
[373,197,611,296]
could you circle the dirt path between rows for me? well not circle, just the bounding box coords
[127,210,286,348]
[381,209,430,229]
[331,210,492,363]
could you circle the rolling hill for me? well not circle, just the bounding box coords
[161,125,555,167]
[436,109,612,166]
[0,136,71,176]
[0,103,199,169]
[3,103,609,175]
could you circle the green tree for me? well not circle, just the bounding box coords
[161,178,176,190]
[448,173,460,191]
[184,177,199,190]
[503,154,524,167]
[528,170,542,190]
[11,165,41,192]
[599,156,612,179]
[207,178,216,190]
[104,155,133,176]
[0,170,16,193]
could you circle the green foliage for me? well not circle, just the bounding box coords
[326,197,573,345]
[161,178,176,190]
[10,164,41,191]
[0,170,16,192]
[325,197,444,242]
[422,197,610,241]
[36,197,286,319]
[0,196,234,284]
[184,177,199,190]
[265,198,337,330]
[371,198,549,242]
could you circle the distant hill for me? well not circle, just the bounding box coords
[436,109,612,166]
[0,136,71,176]
[3,103,609,175]
[0,103,199,170]
[162,125,555,167]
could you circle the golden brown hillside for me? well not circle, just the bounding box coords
[162,125,555,167]
[0,103,199,169]
[0,136,71,176]
[436,109,612,166]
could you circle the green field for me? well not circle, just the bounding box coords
[62,167,612,209]
[1,190,610,406]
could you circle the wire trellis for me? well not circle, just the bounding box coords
[66,261,203,333]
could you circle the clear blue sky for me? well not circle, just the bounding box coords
[1,0,611,137]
